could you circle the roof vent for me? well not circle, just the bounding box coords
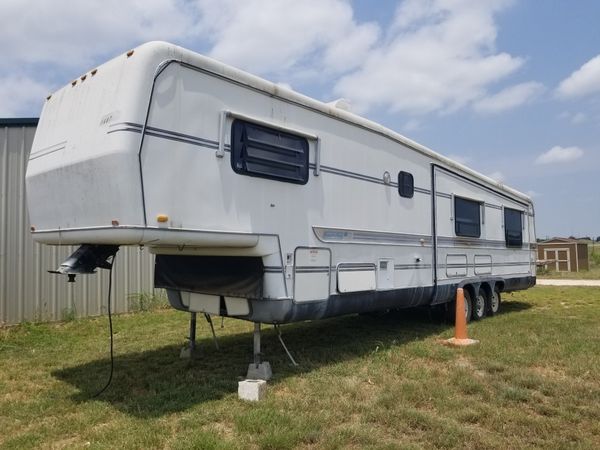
[327,98,352,112]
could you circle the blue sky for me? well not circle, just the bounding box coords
[1,0,599,239]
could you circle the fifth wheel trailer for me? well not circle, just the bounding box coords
[26,41,536,371]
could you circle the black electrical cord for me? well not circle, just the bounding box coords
[92,257,115,398]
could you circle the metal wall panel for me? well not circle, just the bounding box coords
[1,122,156,325]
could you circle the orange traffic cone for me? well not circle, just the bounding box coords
[443,288,479,347]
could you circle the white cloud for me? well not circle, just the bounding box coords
[473,81,544,113]
[322,21,380,72]
[333,0,525,114]
[195,0,379,77]
[0,0,385,117]
[535,146,584,165]
[0,0,196,69]
[0,76,48,116]
[0,0,537,120]
[402,119,422,132]
[570,112,587,124]
[558,111,588,125]
[0,0,200,117]
[556,55,600,99]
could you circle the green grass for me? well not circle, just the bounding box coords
[127,290,170,313]
[1,286,599,449]
[539,242,600,279]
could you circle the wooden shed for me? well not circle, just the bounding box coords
[537,238,589,272]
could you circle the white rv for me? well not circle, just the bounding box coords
[26,42,536,360]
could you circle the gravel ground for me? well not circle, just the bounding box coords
[537,279,600,286]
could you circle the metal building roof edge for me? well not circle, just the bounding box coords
[0,118,39,127]
[539,238,587,244]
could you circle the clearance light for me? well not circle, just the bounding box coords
[71,80,77,86]
[126,50,134,58]
[111,219,120,226]
[80,75,87,81]
[46,95,52,101]
[91,69,98,76]
[156,214,169,223]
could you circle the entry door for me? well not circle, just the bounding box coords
[556,250,570,271]
[544,248,570,272]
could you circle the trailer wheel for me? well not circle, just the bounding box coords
[463,289,473,323]
[488,289,501,316]
[472,289,487,321]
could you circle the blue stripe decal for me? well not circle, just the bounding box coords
[109,122,231,150]
[107,122,462,199]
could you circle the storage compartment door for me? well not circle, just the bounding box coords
[446,254,468,277]
[377,259,394,289]
[337,263,377,293]
[474,255,492,275]
[293,248,331,302]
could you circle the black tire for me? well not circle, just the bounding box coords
[463,288,473,323]
[488,289,501,316]
[472,288,487,321]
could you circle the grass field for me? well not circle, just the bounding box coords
[1,286,599,449]
[538,242,600,280]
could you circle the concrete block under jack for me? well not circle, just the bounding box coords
[246,362,272,381]
[238,379,267,402]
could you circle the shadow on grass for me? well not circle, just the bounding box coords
[53,301,530,418]
[500,300,531,313]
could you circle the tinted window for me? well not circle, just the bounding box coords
[231,119,309,184]
[504,208,523,247]
[398,171,414,198]
[455,197,481,237]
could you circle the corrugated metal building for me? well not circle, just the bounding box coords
[1,118,155,325]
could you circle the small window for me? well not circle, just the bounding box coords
[398,171,414,198]
[454,197,481,238]
[231,119,309,184]
[504,208,523,247]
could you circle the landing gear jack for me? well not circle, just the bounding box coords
[246,323,273,380]
[180,312,220,359]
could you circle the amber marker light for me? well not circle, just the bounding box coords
[156,214,169,223]
[111,219,120,226]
